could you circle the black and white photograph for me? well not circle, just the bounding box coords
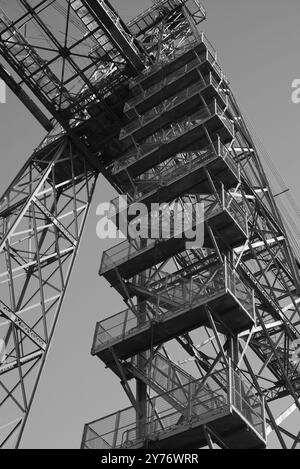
[0,0,299,453]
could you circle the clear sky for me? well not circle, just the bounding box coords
[0,0,300,449]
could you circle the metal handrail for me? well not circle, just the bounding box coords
[82,364,266,449]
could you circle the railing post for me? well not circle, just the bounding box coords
[228,358,232,409]
[252,291,256,325]
[217,136,221,157]
[81,424,88,449]
[188,382,192,421]
[92,322,100,352]
[100,253,106,275]
[224,256,228,290]
[262,396,267,442]
[122,308,129,338]
[112,411,121,448]
[222,184,225,210]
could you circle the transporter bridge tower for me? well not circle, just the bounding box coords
[0,0,299,450]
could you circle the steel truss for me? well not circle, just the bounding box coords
[0,0,300,450]
[0,136,97,447]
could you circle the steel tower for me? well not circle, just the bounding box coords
[0,0,299,450]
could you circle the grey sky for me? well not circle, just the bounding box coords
[0,0,299,449]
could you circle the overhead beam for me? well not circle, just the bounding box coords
[80,0,147,72]
[0,63,53,132]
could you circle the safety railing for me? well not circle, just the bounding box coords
[223,188,248,236]
[127,57,201,108]
[128,1,206,38]
[126,46,224,109]
[185,0,207,24]
[225,262,254,319]
[94,258,254,353]
[113,100,234,174]
[100,188,247,275]
[128,0,187,37]
[129,352,227,414]
[230,368,266,440]
[219,143,240,180]
[130,352,204,399]
[82,364,265,449]
[111,145,239,206]
[135,146,218,195]
[112,141,218,196]
[112,141,238,196]
[121,72,228,139]
[131,32,215,84]
[129,154,216,199]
